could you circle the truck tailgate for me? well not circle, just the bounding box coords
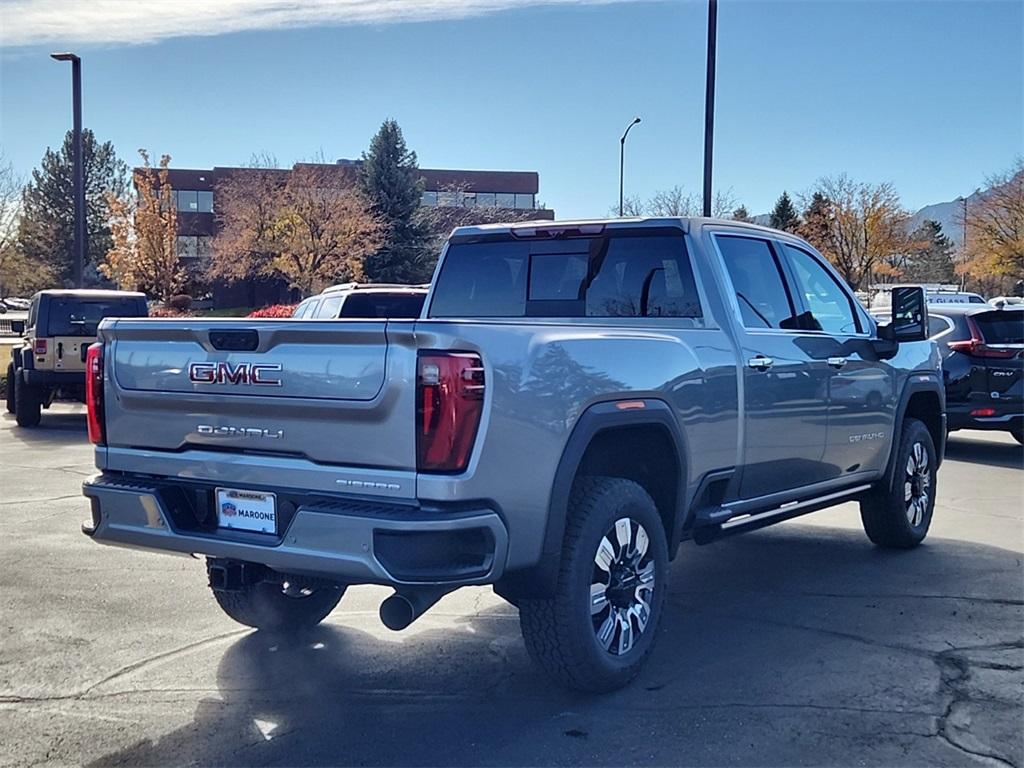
[101,319,417,471]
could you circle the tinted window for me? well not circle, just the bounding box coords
[783,244,860,334]
[314,295,343,318]
[429,231,701,319]
[927,315,953,338]
[339,293,426,318]
[45,298,143,337]
[716,236,795,329]
[974,311,1024,344]
[292,299,313,318]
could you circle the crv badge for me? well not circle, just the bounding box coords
[188,361,282,386]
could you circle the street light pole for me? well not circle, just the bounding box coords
[619,117,641,217]
[702,0,718,217]
[51,52,84,288]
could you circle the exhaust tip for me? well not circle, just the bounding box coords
[380,593,415,631]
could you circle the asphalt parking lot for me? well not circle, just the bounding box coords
[1,404,1021,768]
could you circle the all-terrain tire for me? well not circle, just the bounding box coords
[860,418,937,548]
[519,476,669,693]
[5,364,15,414]
[14,375,41,428]
[211,579,345,632]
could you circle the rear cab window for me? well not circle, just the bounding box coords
[429,228,702,321]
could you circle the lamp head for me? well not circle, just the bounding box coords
[50,52,80,63]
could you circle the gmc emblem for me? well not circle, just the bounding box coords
[188,361,282,386]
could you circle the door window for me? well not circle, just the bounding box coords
[716,236,796,329]
[314,295,342,318]
[782,244,860,335]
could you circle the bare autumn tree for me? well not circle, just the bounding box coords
[799,175,909,290]
[211,162,382,296]
[958,158,1024,294]
[614,185,737,218]
[101,150,184,301]
[415,184,543,277]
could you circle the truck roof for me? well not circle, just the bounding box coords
[449,216,789,239]
[33,289,147,299]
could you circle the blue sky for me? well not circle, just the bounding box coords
[1,0,1021,219]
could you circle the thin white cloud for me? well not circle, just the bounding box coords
[0,0,637,48]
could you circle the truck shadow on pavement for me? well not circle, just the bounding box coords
[89,526,1023,767]
[944,433,1024,470]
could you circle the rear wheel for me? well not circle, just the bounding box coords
[5,364,15,414]
[14,375,41,428]
[860,418,936,548]
[519,477,669,692]
[211,578,345,632]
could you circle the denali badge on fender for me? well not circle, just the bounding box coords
[188,361,282,386]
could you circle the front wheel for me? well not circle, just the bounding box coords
[211,577,345,632]
[519,477,669,692]
[860,418,937,548]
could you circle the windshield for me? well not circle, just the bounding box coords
[44,298,143,337]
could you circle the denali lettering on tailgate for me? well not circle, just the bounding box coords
[188,361,282,386]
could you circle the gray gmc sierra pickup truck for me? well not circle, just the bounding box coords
[81,217,945,692]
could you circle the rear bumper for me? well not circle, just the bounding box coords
[947,401,1023,432]
[22,369,83,387]
[82,475,509,587]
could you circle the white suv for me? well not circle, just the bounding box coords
[292,283,428,319]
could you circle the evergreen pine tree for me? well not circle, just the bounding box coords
[731,205,752,222]
[770,191,800,232]
[358,120,429,283]
[17,129,127,286]
[906,219,956,283]
[798,192,834,253]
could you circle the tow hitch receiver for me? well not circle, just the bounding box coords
[207,558,268,592]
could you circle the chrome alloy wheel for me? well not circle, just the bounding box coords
[905,441,931,527]
[590,517,656,656]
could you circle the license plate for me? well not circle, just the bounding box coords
[216,488,277,534]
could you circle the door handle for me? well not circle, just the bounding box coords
[747,355,774,371]
[827,357,848,369]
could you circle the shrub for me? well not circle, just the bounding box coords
[248,304,298,318]
[149,305,191,318]
[169,294,193,311]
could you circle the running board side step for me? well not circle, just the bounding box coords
[692,484,872,545]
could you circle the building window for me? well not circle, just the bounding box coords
[177,236,212,259]
[495,193,515,208]
[475,192,496,207]
[421,191,438,206]
[515,193,534,209]
[462,192,476,207]
[437,191,459,207]
[175,190,198,212]
[197,190,213,213]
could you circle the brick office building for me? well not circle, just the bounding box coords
[155,160,554,308]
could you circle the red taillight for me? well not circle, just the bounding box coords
[948,317,1019,359]
[85,343,105,445]
[971,408,997,417]
[416,352,484,473]
[34,339,47,355]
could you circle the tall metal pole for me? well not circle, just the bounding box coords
[702,0,718,217]
[619,117,641,217]
[52,53,85,288]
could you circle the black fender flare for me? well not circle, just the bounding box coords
[881,372,946,493]
[495,398,688,602]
